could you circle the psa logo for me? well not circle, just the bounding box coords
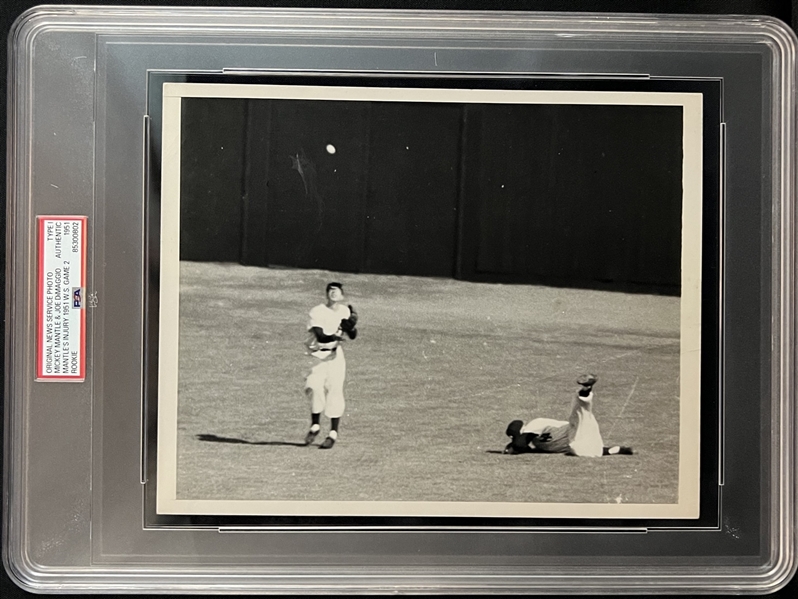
[72,287,83,309]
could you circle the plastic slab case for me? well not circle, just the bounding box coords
[4,6,797,594]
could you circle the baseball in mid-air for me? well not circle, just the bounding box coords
[326,144,336,154]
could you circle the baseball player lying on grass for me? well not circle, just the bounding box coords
[504,374,634,457]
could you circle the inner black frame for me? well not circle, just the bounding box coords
[143,72,722,530]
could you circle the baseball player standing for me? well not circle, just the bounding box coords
[503,374,633,457]
[302,282,358,449]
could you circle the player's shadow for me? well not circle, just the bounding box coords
[196,433,307,447]
[484,448,544,455]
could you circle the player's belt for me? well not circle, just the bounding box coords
[318,347,337,353]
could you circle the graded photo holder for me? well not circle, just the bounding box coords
[4,6,797,594]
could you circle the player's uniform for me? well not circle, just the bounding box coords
[520,391,604,457]
[304,302,351,419]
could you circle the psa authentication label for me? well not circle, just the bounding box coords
[37,216,88,382]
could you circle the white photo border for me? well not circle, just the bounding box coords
[156,82,703,519]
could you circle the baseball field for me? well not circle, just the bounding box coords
[174,261,682,508]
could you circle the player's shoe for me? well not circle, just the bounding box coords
[319,436,336,449]
[303,429,320,446]
[604,445,634,456]
[577,374,598,388]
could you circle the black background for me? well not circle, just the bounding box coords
[180,91,684,293]
[2,1,796,598]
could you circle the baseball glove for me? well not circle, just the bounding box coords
[340,304,358,339]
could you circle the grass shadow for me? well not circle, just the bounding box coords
[196,433,307,448]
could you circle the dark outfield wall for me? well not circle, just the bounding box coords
[180,97,683,294]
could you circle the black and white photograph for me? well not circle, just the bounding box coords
[156,82,703,518]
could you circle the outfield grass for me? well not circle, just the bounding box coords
[175,262,681,507]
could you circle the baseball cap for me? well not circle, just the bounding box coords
[326,282,344,293]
